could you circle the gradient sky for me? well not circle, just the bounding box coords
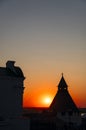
[0,0,86,107]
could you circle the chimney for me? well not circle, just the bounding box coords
[6,61,16,74]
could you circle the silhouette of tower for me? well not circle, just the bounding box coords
[0,61,30,130]
[49,74,81,125]
[0,61,25,118]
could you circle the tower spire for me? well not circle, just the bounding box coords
[61,73,63,77]
[58,73,68,90]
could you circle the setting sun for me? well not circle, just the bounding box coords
[40,95,53,107]
[44,97,51,105]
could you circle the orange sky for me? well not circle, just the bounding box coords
[23,72,86,108]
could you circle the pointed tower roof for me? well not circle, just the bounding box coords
[49,74,78,112]
[58,73,68,90]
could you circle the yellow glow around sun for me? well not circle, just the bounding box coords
[42,96,52,107]
[39,94,53,107]
[44,97,51,104]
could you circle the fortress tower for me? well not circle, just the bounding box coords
[0,61,25,118]
[50,74,81,126]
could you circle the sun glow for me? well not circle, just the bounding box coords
[41,96,52,107]
[44,97,51,104]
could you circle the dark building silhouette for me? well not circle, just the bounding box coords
[0,61,29,130]
[50,74,78,112]
[0,61,25,118]
[49,74,81,125]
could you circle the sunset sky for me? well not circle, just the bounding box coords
[0,0,86,108]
